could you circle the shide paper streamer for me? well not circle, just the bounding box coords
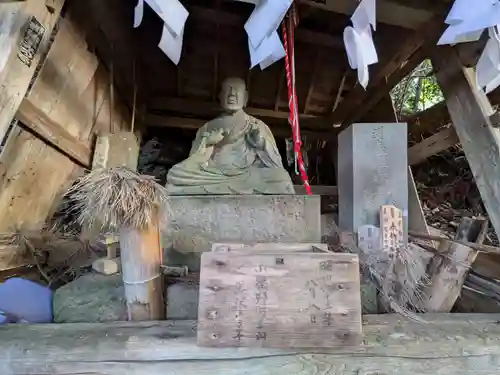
[439,0,500,93]
[343,0,378,89]
[236,0,292,70]
[134,0,189,65]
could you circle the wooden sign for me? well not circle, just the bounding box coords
[380,205,404,252]
[198,252,362,348]
[17,17,45,67]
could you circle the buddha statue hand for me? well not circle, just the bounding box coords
[203,128,225,145]
[248,127,265,150]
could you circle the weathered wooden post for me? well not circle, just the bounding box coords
[67,167,168,321]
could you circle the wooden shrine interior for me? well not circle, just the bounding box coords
[69,0,481,139]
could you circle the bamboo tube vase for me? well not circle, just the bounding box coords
[119,217,164,321]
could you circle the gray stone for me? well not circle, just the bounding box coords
[337,123,408,237]
[166,283,199,320]
[53,273,127,323]
[163,195,321,271]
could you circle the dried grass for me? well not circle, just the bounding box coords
[0,229,106,286]
[65,167,169,232]
[375,245,430,322]
[325,221,430,322]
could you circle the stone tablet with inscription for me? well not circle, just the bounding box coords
[337,123,408,240]
[197,252,362,348]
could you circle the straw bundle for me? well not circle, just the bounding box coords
[326,221,430,321]
[65,167,169,232]
[65,167,168,321]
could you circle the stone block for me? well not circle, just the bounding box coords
[337,123,408,237]
[92,132,139,170]
[166,282,199,320]
[92,257,120,275]
[163,195,321,271]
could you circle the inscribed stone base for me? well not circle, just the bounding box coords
[337,123,408,239]
[163,195,321,271]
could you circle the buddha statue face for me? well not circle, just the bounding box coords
[219,77,248,112]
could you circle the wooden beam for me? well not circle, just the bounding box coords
[1,315,500,374]
[189,6,344,50]
[407,101,449,138]
[146,114,332,139]
[0,0,65,145]
[408,126,459,166]
[16,99,92,167]
[148,97,318,121]
[432,46,500,238]
[408,88,500,140]
[317,14,446,130]
[423,217,488,312]
[299,0,434,29]
[304,51,321,114]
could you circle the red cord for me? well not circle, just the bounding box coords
[281,8,312,195]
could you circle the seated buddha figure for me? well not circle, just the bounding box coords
[165,77,295,195]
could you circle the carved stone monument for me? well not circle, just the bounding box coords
[166,77,294,194]
[337,123,408,237]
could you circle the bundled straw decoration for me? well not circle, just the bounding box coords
[65,167,169,232]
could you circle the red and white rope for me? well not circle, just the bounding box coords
[282,5,312,195]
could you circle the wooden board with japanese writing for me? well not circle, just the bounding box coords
[197,252,362,348]
[380,205,404,252]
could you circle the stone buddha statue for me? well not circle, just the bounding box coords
[166,77,295,195]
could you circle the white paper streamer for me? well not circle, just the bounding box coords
[351,0,376,31]
[132,0,189,65]
[244,0,292,50]
[476,26,500,93]
[249,30,286,70]
[343,0,378,89]
[234,0,291,70]
[440,0,500,93]
[159,24,185,66]
[344,27,369,89]
[148,0,188,38]
[133,0,144,28]
[438,0,496,45]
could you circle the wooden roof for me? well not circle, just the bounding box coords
[70,0,458,137]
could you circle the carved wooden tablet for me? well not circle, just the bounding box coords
[197,252,362,348]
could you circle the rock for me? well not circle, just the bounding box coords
[53,273,127,323]
[92,258,120,275]
[166,282,199,320]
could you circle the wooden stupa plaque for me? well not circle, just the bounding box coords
[197,252,362,348]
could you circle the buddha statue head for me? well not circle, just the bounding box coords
[219,77,248,112]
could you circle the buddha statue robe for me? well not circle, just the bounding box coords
[166,109,295,195]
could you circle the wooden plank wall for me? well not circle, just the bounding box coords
[0,0,65,144]
[0,11,131,270]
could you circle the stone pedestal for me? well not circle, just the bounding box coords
[337,123,408,237]
[163,195,321,271]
